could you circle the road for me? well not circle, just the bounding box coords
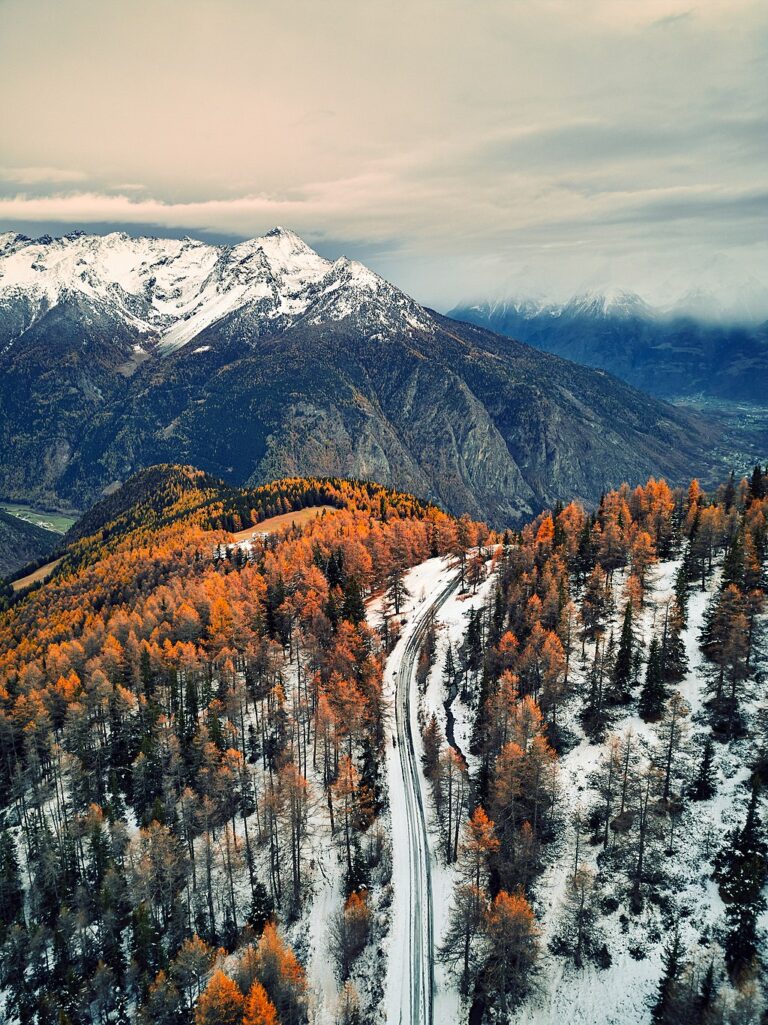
[392,571,461,1025]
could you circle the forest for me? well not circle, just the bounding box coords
[423,467,767,1023]
[0,464,766,1024]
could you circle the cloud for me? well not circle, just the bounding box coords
[650,10,694,28]
[0,166,88,185]
[0,0,765,310]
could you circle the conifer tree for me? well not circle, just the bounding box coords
[483,890,539,1012]
[638,638,666,722]
[609,602,634,704]
[556,866,601,968]
[581,639,612,740]
[695,958,718,1020]
[0,830,24,941]
[384,562,410,617]
[247,881,275,935]
[656,692,689,803]
[660,601,688,684]
[194,971,244,1025]
[749,463,765,501]
[341,578,366,625]
[673,559,689,623]
[443,643,457,690]
[713,783,767,976]
[441,807,499,993]
[422,713,442,782]
[651,927,682,1024]
[689,737,715,801]
[721,532,745,589]
[581,566,610,646]
[243,981,278,1025]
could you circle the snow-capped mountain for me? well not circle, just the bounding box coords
[469,290,663,324]
[0,228,725,525]
[0,227,430,356]
[452,289,768,405]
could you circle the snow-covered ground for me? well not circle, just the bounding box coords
[509,558,767,1025]
[3,548,762,1025]
[422,567,498,1024]
[378,552,766,1025]
[378,552,498,1025]
[379,555,459,1025]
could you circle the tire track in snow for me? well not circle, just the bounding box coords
[393,572,461,1025]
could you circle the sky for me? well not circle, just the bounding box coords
[1,0,767,315]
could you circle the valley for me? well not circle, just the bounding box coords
[0,235,765,1025]
[1,2,764,1022]
[0,505,63,581]
[0,502,78,535]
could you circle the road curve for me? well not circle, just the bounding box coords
[393,572,461,1025]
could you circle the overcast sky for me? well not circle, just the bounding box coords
[1,0,766,313]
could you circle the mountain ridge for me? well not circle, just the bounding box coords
[0,228,729,526]
[451,295,768,406]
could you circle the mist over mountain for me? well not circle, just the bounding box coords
[451,291,768,406]
[0,229,729,526]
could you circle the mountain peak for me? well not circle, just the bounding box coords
[0,227,432,354]
[264,225,301,240]
[565,288,651,318]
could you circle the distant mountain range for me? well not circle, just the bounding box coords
[450,293,768,405]
[0,229,728,526]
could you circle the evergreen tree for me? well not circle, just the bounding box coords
[638,637,666,722]
[581,639,612,741]
[660,602,688,684]
[722,470,736,511]
[581,565,611,644]
[443,643,457,691]
[694,959,718,1022]
[247,881,275,935]
[341,578,366,625]
[721,532,745,589]
[575,520,596,582]
[422,713,442,782]
[748,463,765,501]
[651,927,682,1024]
[490,585,506,643]
[713,783,767,976]
[689,737,716,802]
[700,584,750,727]
[0,829,24,941]
[463,609,483,687]
[673,559,689,624]
[609,602,634,703]
[384,563,410,617]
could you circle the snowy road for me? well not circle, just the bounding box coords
[389,569,461,1025]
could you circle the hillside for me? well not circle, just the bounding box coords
[405,470,768,1024]
[0,507,60,578]
[0,230,728,526]
[451,297,768,407]
[0,466,491,1025]
[0,464,765,1025]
